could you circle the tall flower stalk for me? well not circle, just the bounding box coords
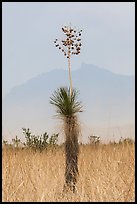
[54,24,82,96]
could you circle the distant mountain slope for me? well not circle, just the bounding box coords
[2,63,135,142]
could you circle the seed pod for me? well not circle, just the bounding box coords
[62,27,67,33]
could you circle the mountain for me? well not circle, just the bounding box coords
[2,63,135,143]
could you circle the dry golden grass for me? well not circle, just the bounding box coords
[2,142,135,202]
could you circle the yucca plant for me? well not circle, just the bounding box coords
[50,86,82,192]
[52,24,83,192]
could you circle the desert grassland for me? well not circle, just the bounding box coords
[2,142,135,202]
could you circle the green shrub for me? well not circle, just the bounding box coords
[22,128,59,151]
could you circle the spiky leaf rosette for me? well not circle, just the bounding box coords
[50,87,82,118]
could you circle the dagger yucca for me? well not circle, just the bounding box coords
[50,87,82,192]
[51,24,83,193]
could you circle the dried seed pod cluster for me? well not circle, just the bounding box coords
[54,25,82,58]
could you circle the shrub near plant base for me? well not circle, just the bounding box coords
[22,128,59,151]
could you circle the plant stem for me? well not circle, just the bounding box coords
[68,49,72,97]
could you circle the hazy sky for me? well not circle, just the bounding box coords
[2,2,135,97]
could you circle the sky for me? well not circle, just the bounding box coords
[2,2,135,97]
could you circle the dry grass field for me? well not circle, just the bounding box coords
[2,142,135,202]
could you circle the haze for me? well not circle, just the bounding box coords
[2,2,135,97]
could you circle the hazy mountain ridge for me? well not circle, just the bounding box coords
[2,63,135,142]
